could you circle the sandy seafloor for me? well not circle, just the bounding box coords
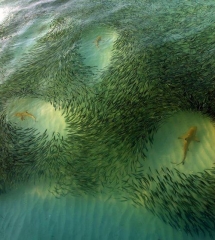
[1,0,215,239]
[1,112,214,240]
[0,182,210,240]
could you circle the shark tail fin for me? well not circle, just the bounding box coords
[171,161,184,165]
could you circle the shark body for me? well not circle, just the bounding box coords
[94,36,101,48]
[15,111,36,122]
[172,126,200,165]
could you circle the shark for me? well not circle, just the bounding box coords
[94,36,102,48]
[172,126,200,165]
[14,111,36,122]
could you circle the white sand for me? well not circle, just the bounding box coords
[79,26,118,80]
[0,181,210,240]
[144,111,215,177]
[5,97,67,140]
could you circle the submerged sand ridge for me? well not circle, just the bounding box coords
[1,182,205,240]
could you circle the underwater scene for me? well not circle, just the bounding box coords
[0,0,215,239]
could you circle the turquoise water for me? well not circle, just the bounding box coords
[1,0,215,239]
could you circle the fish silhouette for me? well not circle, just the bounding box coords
[172,126,200,165]
[14,111,36,122]
[94,36,101,48]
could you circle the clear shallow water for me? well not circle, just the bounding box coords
[0,182,207,240]
[1,0,215,239]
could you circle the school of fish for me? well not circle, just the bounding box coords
[0,1,215,238]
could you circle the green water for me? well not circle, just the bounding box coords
[1,0,215,239]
